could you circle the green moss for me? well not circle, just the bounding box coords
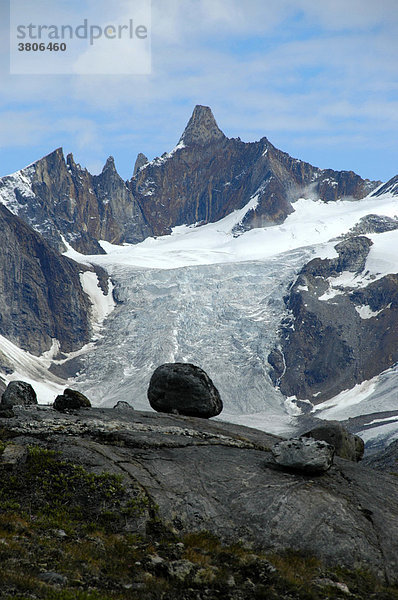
[0,446,141,534]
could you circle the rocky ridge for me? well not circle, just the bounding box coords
[269,235,398,404]
[0,148,151,254]
[132,105,379,237]
[0,202,102,361]
[0,106,380,254]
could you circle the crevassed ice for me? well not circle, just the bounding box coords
[74,251,312,416]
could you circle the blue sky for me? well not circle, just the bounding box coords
[1,0,397,182]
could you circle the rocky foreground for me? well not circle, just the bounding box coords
[1,405,398,599]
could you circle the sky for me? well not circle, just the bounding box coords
[0,0,397,183]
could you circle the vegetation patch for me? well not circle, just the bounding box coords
[0,444,398,599]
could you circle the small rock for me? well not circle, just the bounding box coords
[1,381,37,408]
[53,529,67,538]
[271,438,334,473]
[113,400,134,411]
[167,559,196,581]
[226,575,236,587]
[53,388,91,412]
[38,572,68,586]
[148,363,223,418]
[130,582,145,591]
[313,577,351,594]
[0,444,27,468]
[148,554,165,567]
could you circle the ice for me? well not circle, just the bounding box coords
[313,363,398,422]
[60,189,398,443]
[79,271,115,332]
[1,174,398,442]
[0,334,65,404]
[72,254,313,414]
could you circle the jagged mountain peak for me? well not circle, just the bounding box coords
[66,152,84,171]
[66,152,76,168]
[133,152,149,176]
[179,104,226,146]
[102,155,117,174]
[36,147,65,167]
[371,173,398,197]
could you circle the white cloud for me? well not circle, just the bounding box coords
[0,0,397,181]
[296,0,398,30]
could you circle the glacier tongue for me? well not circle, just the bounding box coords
[73,249,312,425]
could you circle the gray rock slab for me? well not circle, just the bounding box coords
[3,407,398,583]
[271,438,334,473]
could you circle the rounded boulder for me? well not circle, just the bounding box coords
[148,363,223,418]
[1,381,37,408]
[302,420,364,462]
[53,388,91,412]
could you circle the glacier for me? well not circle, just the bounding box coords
[1,190,397,442]
[62,192,398,440]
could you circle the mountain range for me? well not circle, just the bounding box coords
[0,105,397,452]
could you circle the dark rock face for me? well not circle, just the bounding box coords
[53,388,91,411]
[148,363,223,418]
[133,152,149,176]
[0,204,92,355]
[347,213,398,235]
[362,438,398,471]
[271,438,334,473]
[133,106,379,238]
[302,421,364,462]
[269,235,398,402]
[113,400,134,411]
[370,173,398,197]
[1,381,37,407]
[0,106,379,254]
[4,407,398,582]
[0,407,15,418]
[0,148,152,254]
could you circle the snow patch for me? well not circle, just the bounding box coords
[313,375,379,419]
[355,304,390,319]
[0,165,36,214]
[284,396,303,416]
[0,334,65,405]
[143,140,186,170]
[64,193,398,273]
[79,272,115,332]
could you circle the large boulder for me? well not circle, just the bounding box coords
[302,421,364,462]
[271,438,334,473]
[1,381,37,407]
[147,363,223,418]
[113,400,134,411]
[53,388,91,412]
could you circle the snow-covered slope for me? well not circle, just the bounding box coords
[66,193,398,270]
[60,190,398,442]
[2,183,397,444]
